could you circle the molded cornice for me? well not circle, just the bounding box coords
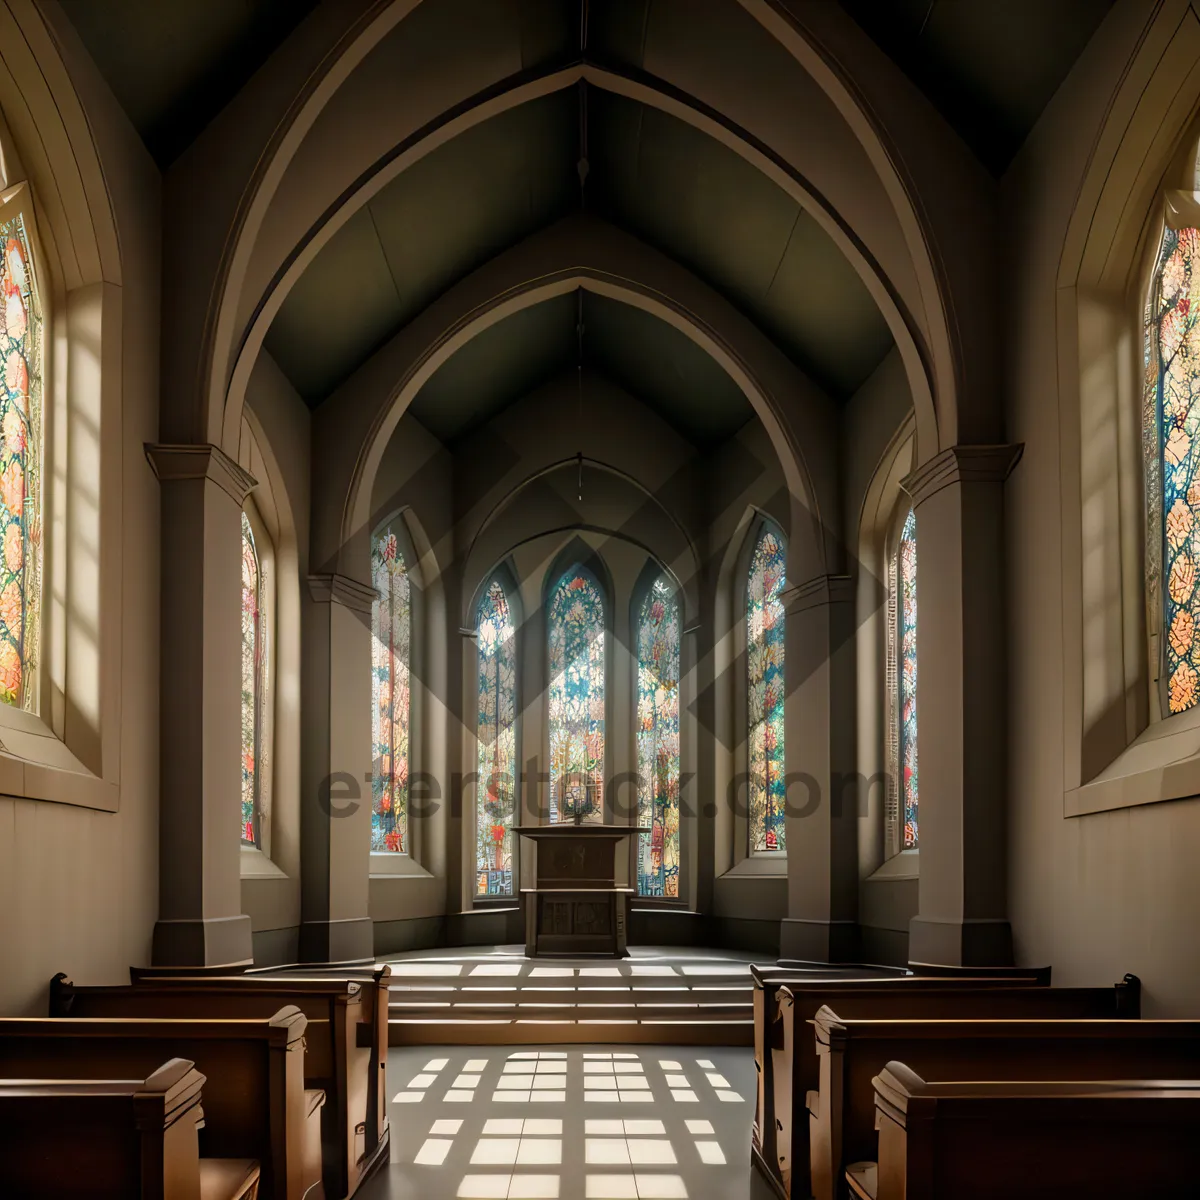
[901,444,1024,507]
[307,572,377,612]
[144,443,257,503]
[782,573,853,613]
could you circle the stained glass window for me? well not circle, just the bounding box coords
[636,576,680,897]
[0,211,42,711]
[1146,224,1200,715]
[747,523,786,853]
[547,566,605,822]
[240,513,262,845]
[898,510,918,848]
[371,524,410,852]
[476,579,517,895]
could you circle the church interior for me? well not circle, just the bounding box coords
[4,0,1200,1195]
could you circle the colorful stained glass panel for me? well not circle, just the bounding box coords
[747,524,786,853]
[898,510,918,848]
[1146,225,1200,714]
[476,579,517,896]
[0,212,42,711]
[371,526,410,852]
[547,567,605,822]
[636,577,680,898]
[240,513,261,845]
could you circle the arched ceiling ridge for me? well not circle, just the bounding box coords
[302,216,832,585]
[226,59,934,455]
[208,0,942,458]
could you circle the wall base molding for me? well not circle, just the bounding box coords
[779,917,860,963]
[299,916,375,963]
[151,914,253,968]
[908,916,1013,967]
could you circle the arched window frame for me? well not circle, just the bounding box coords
[885,504,918,858]
[471,566,522,901]
[370,515,414,856]
[744,517,788,857]
[543,554,612,825]
[631,565,683,901]
[0,180,45,722]
[239,496,275,854]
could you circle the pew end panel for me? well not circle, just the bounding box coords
[0,1057,262,1200]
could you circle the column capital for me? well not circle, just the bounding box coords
[781,573,853,614]
[144,443,257,504]
[307,572,376,613]
[902,443,1024,507]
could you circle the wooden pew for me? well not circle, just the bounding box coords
[810,1008,1200,1200]
[0,1009,318,1200]
[0,1057,261,1199]
[135,963,392,1175]
[751,968,1092,1199]
[858,1063,1200,1200]
[53,973,381,1199]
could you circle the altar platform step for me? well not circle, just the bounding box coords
[381,947,762,1046]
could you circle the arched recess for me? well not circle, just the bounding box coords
[1057,0,1200,814]
[320,225,831,605]
[461,456,701,631]
[214,56,939,468]
[0,2,123,808]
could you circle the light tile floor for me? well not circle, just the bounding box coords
[357,1043,756,1200]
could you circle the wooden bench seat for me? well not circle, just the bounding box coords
[809,1009,1200,1200]
[865,1063,1200,1199]
[131,965,391,1175]
[0,1008,316,1200]
[752,969,1134,1199]
[0,1057,261,1200]
[53,972,381,1198]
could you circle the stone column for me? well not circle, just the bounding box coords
[146,444,256,967]
[300,573,376,963]
[903,445,1023,967]
[780,575,859,962]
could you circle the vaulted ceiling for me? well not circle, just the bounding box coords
[261,83,891,414]
[59,0,1116,446]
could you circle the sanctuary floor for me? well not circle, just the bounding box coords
[358,1042,757,1199]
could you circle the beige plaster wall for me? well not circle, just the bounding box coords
[0,4,161,1012]
[1005,0,1200,1013]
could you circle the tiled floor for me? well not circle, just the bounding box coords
[357,1043,756,1199]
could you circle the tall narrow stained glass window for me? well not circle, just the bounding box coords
[476,579,517,896]
[636,576,680,897]
[0,211,42,711]
[1146,223,1200,714]
[371,525,410,852]
[897,510,918,848]
[240,513,263,845]
[547,566,605,822]
[747,523,786,853]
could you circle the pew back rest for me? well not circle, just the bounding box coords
[51,975,359,1084]
[873,1064,1200,1199]
[820,1012,1200,1167]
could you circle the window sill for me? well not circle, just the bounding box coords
[240,845,288,880]
[720,854,787,879]
[866,849,919,882]
[1066,704,1200,817]
[0,710,116,812]
[369,852,434,879]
